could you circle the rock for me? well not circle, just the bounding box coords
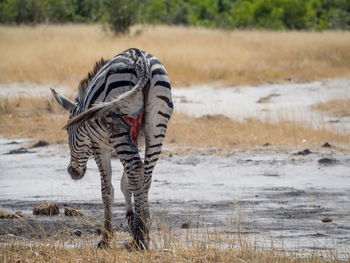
[322,217,332,223]
[6,147,33,154]
[0,211,18,219]
[181,223,191,229]
[321,142,332,148]
[33,203,59,216]
[318,158,337,165]
[197,114,230,121]
[264,173,279,177]
[32,140,49,148]
[5,141,19,145]
[256,93,280,104]
[64,207,83,217]
[73,229,82,237]
[294,149,312,156]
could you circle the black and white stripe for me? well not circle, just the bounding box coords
[59,48,173,249]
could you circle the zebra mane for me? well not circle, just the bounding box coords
[76,58,110,102]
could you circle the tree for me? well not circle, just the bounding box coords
[102,0,139,35]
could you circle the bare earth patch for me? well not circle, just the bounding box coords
[0,139,349,261]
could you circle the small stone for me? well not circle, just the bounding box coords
[7,147,32,154]
[32,140,49,148]
[318,158,337,165]
[181,223,190,229]
[321,142,332,148]
[322,217,332,223]
[294,149,312,156]
[73,229,82,237]
[5,141,19,145]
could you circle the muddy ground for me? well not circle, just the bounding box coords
[0,139,349,253]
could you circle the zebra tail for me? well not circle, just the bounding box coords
[64,53,150,129]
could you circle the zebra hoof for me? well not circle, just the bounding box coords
[132,228,149,250]
[124,240,148,251]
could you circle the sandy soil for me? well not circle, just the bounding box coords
[0,79,349,253]
[0,138,349,252]
[173,78,350,132]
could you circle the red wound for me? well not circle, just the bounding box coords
[122,113,143,146]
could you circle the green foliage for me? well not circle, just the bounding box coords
[0,0,349,31]
[101,0,138,35]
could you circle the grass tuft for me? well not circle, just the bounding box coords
[314,99,350,118]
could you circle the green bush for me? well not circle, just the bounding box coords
[0,0,349,32]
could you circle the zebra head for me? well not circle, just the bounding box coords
[50,88,91,180]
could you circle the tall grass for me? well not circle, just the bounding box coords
[1,25,350,87]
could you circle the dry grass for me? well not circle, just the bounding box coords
[165,113,350,150]
[1,241,344,263]
[1,225,347,263]
[1,97,349,150]
[314,99,350,118]
[0,97,67,144]
[1,25,350,87]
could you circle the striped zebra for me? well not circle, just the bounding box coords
[50,48,173,249]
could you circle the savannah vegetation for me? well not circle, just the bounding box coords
[0,2,350,261]
[1,233,345,263]
[1,0,350,33]
[0,24,350,149]
[1,25,350,87]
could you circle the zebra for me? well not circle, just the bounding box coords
[50,48,173,249]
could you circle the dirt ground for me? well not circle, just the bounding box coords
[0,138,349,253]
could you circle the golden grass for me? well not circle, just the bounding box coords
[1,25,350,87]
[1,222,347,263]
[314,99,350,118]
[0,97,67,144]
[165,113,350,150]
[2,241,345,263]
[1,97,349,150]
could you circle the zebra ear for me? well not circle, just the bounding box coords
[50,88,76,112]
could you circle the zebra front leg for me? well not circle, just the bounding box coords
[93,146,114,249]
[121,169,133,231]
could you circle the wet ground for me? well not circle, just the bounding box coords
[0,138,349,253]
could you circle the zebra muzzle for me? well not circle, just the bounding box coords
[68,164,86,180]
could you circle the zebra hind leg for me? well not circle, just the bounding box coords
[109,113,149,249]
